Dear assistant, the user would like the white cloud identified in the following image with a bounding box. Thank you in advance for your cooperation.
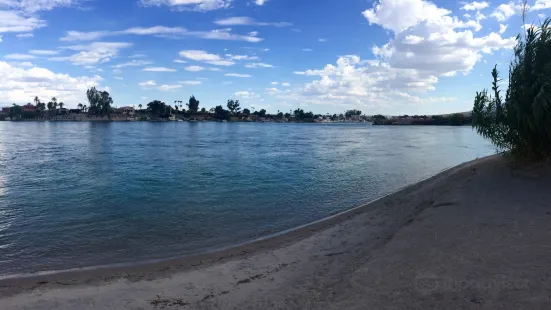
[16,61,34,67]
[0,10,46,33]
[0,0,81,13]
[114,76,124,80]
[185,65,205,71]
[235,91,258,99]
[403,35,424,44]
[490,3,517,21]
[179,50,236,66]
[196,28,263,42]
[318,38,327,42]
[4,53,35,60]
[208,67,222,71]
[158,84,182,91]
[531,0,551,11]
[461,1,489,11]
[0,61,103,106]
[179,80,202,85]
[50,42,132,65]
[128,53,146,58]
[174,59,188,63]
[179,50,221,61]
[302,48,313,52]
[112,60,152,68]
[271,81,278,85]
[265,87,279,94]
[29,49,59,55]
[499,23,507,34]
[255,0,267,5]
[225,73,252,77]
[142,67,176,72]
[139,80,157,87]
[249,31,259,37]
[214,16,292,27]
[245,62,273,68]
[281,82,290,87]
[60,26,262,43]
[226,54,259,60]
[285,0,518,109]
[362,0,451,33]
[139,0,231,11]
[16,33,34,38]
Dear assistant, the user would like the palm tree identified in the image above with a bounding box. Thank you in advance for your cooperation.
[59,102,64,113]
[78,103,83,111]
[138,103,142,110]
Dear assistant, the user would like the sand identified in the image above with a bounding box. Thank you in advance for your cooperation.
[1,155,551,309]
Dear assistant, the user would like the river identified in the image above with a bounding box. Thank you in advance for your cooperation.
[0,122,494,276]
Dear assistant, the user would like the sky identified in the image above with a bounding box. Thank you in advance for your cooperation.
[0,0,550,115]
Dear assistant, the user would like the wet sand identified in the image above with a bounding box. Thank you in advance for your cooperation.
[2,155,551,309]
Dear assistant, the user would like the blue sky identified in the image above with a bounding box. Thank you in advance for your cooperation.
[1,0,550,115]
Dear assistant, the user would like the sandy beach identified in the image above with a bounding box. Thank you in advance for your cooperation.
[1,154,551,309]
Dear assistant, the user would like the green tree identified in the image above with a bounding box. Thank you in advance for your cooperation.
[34,97,45,117]
[214,105,230,120]
[227,99,241,115]
[345,109,362,117]
[243,108,251,115]
[449,113,466,126]
[147,100,167,117]
[86,87,113,117]
[9,104,22,120]
[293,108,305,120]
[187,95,200,114]
[472,19,551,159]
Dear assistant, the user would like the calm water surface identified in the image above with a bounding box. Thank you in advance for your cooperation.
[0,122,494,276]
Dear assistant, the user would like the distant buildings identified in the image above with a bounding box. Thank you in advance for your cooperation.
[117,106,135,117]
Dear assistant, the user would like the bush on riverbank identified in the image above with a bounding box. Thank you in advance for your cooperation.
[472,19,551,160]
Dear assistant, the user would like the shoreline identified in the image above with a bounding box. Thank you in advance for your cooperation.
[4,153,551,309]
[0,155,494,297]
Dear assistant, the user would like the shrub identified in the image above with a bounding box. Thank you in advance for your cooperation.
[472,19,551,160]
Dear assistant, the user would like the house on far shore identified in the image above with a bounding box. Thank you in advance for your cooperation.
[69,109,81,114]
[118,106,135,117]
[23,104,37,112]
[1,107,10,115]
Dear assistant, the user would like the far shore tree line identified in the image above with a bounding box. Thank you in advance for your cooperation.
[3,92,473,125]
[1,91,374,123]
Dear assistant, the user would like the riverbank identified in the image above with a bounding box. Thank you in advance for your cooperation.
[2,154,551,309]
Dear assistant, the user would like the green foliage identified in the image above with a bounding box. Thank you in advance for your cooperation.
[345,109,362,117]
[147,100,168,117]
[372,114,386,120]
[9,104,22,119]
[187,96,200,113]
[87,87,113,116]
[472,19,551,160]
[254,109,267,117]
[243,108,251,115]
[214,105,230,120]
[449,113,467,126]
[226,99,241,114]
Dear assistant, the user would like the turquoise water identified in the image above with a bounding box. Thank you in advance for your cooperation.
[0,122,494,276]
